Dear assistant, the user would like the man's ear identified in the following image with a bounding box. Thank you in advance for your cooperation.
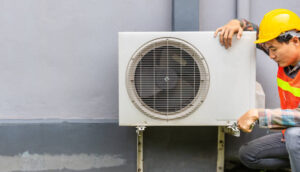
[292,36,300,46]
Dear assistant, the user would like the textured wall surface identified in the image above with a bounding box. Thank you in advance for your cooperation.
[0,123,136,172]
[0,0,172,119]
[0,123,220,172]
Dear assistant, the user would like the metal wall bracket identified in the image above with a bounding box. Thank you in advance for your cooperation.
[136,126,145,172]
[217,123,241,172]
[217,126,225,172]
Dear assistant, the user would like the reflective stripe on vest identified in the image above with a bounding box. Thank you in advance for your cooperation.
[277,78,300,97]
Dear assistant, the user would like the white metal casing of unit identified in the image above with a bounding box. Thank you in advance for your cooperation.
[119,32,256,126]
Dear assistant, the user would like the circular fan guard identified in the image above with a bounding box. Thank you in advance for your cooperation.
[126,37,209,120]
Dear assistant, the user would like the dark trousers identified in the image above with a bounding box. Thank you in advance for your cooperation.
[239,127,300,172]
[239,132,290,170]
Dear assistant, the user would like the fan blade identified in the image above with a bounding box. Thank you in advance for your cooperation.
[168,79,194,107]
[158,47,187,68]
[151,79,195,112]
[135,67,162,98]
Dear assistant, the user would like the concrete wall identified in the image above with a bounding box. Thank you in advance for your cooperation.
[0,0,171,120]
[0,0,176,172]
[0,122,136,172]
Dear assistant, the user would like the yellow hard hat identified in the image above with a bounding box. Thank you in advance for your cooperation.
[255,9,300,44]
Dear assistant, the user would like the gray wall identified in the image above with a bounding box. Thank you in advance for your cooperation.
[0,0,172,120]
[0,0,175,172]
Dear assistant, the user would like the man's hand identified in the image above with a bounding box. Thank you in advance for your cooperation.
[237,109,259,133]
[214,19,243,49]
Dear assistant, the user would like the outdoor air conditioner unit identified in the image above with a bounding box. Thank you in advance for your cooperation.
[119,32,256,126]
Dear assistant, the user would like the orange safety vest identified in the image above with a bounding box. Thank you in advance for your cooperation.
[277,67,300,109]
[277,66,300,138]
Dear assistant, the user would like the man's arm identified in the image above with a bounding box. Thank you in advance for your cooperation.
[239,19,259,33]
[258,108,300,128]
[214,19,258,48]
[215,19,269,54]
[238,108,300,132]
[239,19,269,55]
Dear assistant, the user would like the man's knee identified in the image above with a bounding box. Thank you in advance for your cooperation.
[285,127,300,152]
[239,144,258,169]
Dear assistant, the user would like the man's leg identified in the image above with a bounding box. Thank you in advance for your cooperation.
[239,133,290,169]
[285,127,300,172]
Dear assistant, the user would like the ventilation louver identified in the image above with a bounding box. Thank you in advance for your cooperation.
[126,38,210,120]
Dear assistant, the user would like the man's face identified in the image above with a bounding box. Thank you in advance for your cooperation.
[263,37,300,67]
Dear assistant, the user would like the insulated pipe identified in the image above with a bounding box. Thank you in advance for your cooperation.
[237,0,250,19]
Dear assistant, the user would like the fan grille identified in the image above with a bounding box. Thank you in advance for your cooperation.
[127,38,209,120]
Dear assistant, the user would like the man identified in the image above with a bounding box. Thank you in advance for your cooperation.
[214,9,300,172]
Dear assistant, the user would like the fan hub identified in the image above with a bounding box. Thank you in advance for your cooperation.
[164,76,170,82]
[155,68,178,90]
